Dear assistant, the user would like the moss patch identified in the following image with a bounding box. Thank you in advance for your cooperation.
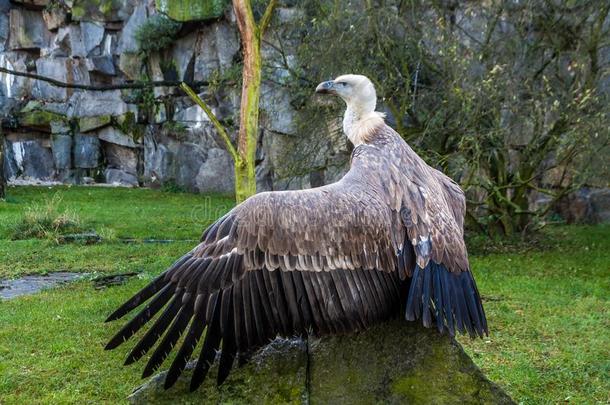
[155,0,228,22]
[79,115,112,133]
[71,0,122,21]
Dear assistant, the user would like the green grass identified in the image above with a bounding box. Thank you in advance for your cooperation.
[0,186,608,404]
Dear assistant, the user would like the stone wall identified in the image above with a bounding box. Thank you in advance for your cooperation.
[0,0,335,193]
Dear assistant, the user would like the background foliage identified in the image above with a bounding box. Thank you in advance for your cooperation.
[269,0,609,236]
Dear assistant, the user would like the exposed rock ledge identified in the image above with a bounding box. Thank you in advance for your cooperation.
[128,319,514,404]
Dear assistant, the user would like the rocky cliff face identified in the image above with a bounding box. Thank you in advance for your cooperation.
[0,0,337,193]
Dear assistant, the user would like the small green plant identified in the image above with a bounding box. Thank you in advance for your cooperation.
[161,121,188,141]
[135,14,182,55]
[160,180,187,193]
[10,194,85,240]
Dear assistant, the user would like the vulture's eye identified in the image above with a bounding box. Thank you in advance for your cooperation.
[337,82,347,87]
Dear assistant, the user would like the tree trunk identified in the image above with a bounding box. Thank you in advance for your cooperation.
[233,0,263,203]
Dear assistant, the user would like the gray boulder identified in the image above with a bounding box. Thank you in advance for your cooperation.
[260,83,297,135]
[175,142,207,191]
[53,25,87,57]
[144,142,173,185]
[69,90,128,117]
[34,58,90,101]
[42,7,67,31]
[86,55,116,75]
[81,21,105,55]
[105,168,138,187]
[3,137,18,181]
[195,148,234,194]
[171,31,197,81]
[97,126,137,148]
[591,189,610,223]
[79,115,111,133]
[0,11,8,53]
[194,21,239,81]
[51,134,72,170]
[70,0,136,22]
[127,320,514,404]
[8,140,54,179]
[73,133,100,168]
[117,52,143,80]
[0,52,32,99]
[8,9,49,50]
[104,143,138,174]
[117,4,147,54]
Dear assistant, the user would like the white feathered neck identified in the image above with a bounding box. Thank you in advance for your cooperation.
[343,108,386,146]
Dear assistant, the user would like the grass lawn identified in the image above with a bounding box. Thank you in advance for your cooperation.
[0,185,608,404]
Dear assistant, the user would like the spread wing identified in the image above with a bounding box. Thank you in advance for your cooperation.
[104,130,487,392]
[377,125,486,338]
[104,155,404,391]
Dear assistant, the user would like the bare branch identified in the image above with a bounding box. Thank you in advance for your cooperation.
[180,82,241,164]
[0,67,209,91]
[258,0,278,37]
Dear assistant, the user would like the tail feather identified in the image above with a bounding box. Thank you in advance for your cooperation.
[405,262,487,338]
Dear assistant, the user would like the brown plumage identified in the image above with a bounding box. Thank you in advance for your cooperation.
[105,74,487,391]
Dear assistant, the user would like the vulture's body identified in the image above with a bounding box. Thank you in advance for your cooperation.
[105,75,487,391]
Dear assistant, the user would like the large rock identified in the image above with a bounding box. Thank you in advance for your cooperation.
[127,320,514,404]
[175,142,207,191]
[193,21,239,81]
[144,140,173,185]
[0,9,8,53]
[591,189,610,223]
[117,4,147,54]
[18,102,68,132]
[69,90,129,117]
[97,126,137,148]
[53,25,87,57]
[73,133,100,168]
[81,21,105,55]
[6,140,54,179]
[556,187,610,224]
[105,168,138,186]
[79,115,111,133]
[8,9,49,50]
[51,134,72,170]
[34,58,90,101]
[86,55,116,75]
[155,0,228,22]
[0,53,31,99]
[260,83,297,135]
[103,142,138,174]
[118,52,143,80]
[170,31,197,81]
[195,148,234,194]
[71,0,136,22]
[42,6,67,31]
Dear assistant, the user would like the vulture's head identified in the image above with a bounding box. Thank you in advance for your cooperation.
[316,74,377,114]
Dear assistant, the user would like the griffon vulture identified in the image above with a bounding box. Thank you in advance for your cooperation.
[105,74,487,391]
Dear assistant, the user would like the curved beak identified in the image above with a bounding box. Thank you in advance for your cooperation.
[315,80,336,94]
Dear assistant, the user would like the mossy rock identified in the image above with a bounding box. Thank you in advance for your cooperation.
[128,338,308,404]
[72,0,122,22]
[155,0,228,22]
[79,115,112,133]
[127,320,514,404]
[18,108,68,131]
